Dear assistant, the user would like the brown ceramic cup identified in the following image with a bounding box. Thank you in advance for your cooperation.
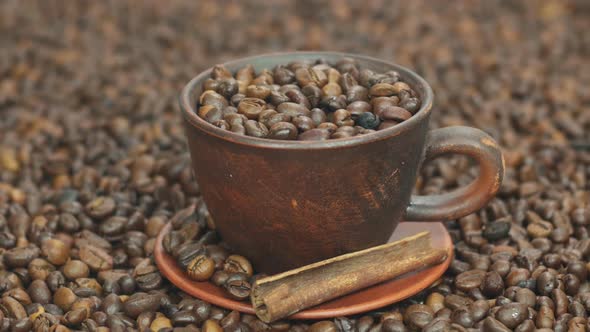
[180,52,504,273]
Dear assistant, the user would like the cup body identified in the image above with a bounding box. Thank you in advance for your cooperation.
[180,52,434,273]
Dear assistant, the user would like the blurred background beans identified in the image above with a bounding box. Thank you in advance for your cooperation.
[0,0,588,330]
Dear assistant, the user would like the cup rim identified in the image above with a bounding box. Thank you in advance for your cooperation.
[180,51,434,150]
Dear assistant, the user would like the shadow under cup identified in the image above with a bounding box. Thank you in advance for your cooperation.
[180,52,503,274]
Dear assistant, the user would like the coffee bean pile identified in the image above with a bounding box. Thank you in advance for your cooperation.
[196,61,421,140]
[1,1,589,331]
[163,206,257,301]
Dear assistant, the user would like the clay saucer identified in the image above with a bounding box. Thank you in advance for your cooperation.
[154,222,453,320]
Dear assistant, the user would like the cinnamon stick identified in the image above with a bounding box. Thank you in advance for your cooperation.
[251,231,447,323]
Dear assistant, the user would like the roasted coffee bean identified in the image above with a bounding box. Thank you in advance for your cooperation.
[41,238,70,266]
[564,273,581,295]
[46,271,66,292]
[470,299,490,322]
[308,321,337,332]
[276,102,311,118]
[567,261,588,281]
[568,317,586,331]
[355,315,374,332]
[85,197,116,220]
[244,120,269,138]
[404,304,434,329]
[356,112,380,129]
[481,271,504,297]
[269,91,290,106]
[569,301,586,318]
[258,109,278,127]
[535,306,555,328]
[63,260,90,280]
[284,88,312,109]
[134,268,162,291]
[490,260,511,277]
[202,319,223,332]
[451,307,473,328]
[123,292,160,318]
[553,288,569,316]
[483,221,511,241]
[268,122,298,140]
[200,90,229,112]
[381,318,407,332]
[79,245,113,271]
[292,115,315,132]
[12,318,32,332]
[331,126,357,139]
[198,105,223,124]
[295,67,328,88]
[75,231,112,251]
[220,310,240,328]
[225,273,251,300]
[175,242,206,268]
[223,255,253,277]
[211,65,232,80]
[0,231,16,249]
[102,278,120,294]
[29,258,56,280]
[554,314,572,332]
[262,113,291,129]
[345,85,369,103]
[205,245,229,269]
[1,296,26,319]
[187,255,215,281]
[376,106,412,122]
[506,268,530,287]
[64,307,88,326]
[28,279,51,304]
[298,128,332,141]
[332,109,354,127]
[100,293,122,315]
[218,78,239,100]
[4,246,40,268]
[73,277,102,297]
[426,292,445,314]
[117,275,136,295]
[514,319,535,332]
[537,271,557,296]
[495,303,528,329]
[273,66,295,85]
[53,287,77,311]
[444,294,473,310]
[455,269,485,292]
[237,98,266,120]
[514,288,536,307]
[245,85,271,100]
[324,95,349,112]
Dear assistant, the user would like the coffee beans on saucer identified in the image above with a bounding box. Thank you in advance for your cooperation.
[163,209,259,300]
[196,60,422,140]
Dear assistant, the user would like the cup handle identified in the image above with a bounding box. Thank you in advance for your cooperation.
[405,126,505,221]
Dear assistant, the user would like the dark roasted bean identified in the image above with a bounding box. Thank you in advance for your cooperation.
[298,128,331,141]
[123,292,160,318]
[224,273,251,300]
[268,122,298,140]
[404,304,434,329]
[79,245,113,271]
[495,303,528,329]
[187,255,215,281]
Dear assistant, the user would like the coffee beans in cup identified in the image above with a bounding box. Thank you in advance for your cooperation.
[196,59,421,140]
